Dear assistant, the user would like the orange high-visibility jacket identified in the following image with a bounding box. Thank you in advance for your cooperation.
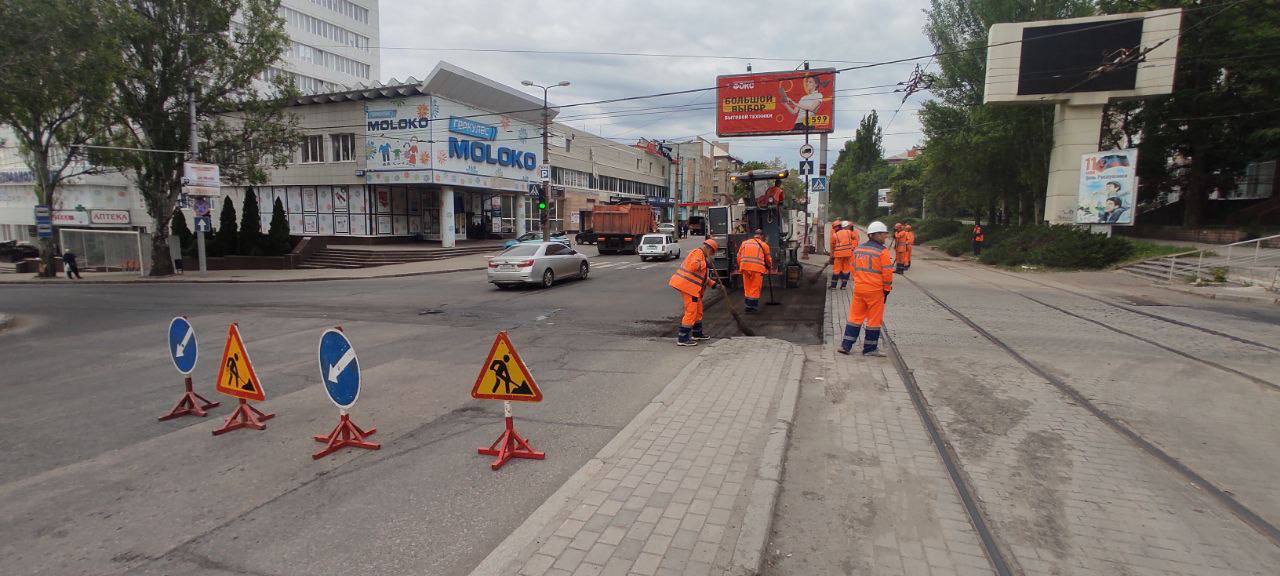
[893,230,909,253]
[973,225,984,243]
[906,230,916,245]
[852,241,894,293]
[828,223,841,251]
[832,229,857,258]
[736,237,772,274]
[670,247,716,297]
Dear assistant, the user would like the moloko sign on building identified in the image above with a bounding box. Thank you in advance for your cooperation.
[365,95,540,192]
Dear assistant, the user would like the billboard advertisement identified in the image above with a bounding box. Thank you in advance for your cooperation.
[1076,149,1137,225]
[877,188,892,208]
[716,69,836,137]
[364,96,541,192]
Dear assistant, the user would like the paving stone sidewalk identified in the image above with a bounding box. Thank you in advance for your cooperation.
[764,287,993,576]
[471,337,803,576]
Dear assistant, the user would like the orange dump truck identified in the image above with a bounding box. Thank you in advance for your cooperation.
[592,202,656,255]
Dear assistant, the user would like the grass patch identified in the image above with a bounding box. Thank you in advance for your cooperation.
[1122,240,1190,264]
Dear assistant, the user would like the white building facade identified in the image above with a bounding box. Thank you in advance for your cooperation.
[239,0,381,94]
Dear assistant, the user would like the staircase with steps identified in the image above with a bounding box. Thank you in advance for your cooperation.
[297,244,501,269]
[1120,255,1203,283]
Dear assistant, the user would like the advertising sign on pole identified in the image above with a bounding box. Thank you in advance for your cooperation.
[1076,149,1138,225]
[182,163,221,196]
[877,188,893,208]
[715,69,836,137]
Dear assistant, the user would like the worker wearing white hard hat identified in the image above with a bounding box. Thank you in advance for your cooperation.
[839,220,894,357]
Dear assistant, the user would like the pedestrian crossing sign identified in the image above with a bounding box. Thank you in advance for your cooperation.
[471,331,542,402]
[215,323,266,402]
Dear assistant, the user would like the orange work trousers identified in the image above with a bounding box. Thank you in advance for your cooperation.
[680,291,705,327]
[832,256,852,277]
[904,245,912,266]
[895,247,909,268]
[742,271,763,299]
[848,289,886,329]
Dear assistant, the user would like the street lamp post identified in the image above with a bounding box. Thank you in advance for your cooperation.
[522,80,570,242]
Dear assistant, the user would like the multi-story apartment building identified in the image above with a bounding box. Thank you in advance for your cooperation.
[238,0,381,94]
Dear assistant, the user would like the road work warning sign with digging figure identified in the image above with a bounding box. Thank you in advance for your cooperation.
[215,323,266,402]
[472,332,542,402]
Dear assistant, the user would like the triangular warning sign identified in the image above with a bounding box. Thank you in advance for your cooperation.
[215,323,266,402]
[471,332,542,402]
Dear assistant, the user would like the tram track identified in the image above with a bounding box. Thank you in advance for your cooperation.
[977,265,1279,353]
[889,270,1280,549]
[933,262,1279,392]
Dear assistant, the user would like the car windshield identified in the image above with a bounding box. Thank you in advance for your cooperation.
[518,233,538,241]
[501,244,540,257]
[641,236,664,245]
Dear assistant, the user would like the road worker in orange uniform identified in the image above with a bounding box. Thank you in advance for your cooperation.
[903,224,915,271]
[736,229,773,313]
[839,221,894,357]
[893,223,908,274]
[669,238,719,346]
[828,219,842,254]
[972,221,985,255]
[829,221,857,289]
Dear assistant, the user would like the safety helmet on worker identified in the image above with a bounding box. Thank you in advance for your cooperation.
[842,220,851,228]
[702,238,719,252]
[867,221,888,234]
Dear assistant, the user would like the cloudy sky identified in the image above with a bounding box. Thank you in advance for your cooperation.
[377,0,934,164]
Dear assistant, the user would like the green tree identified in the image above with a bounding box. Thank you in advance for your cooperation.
[216,196,238,256]
[919,0,1092,224]
[0,0,120,276]
[1098,0,1280,225]
[238,187,262,255]
[830,112,891,221]
[267,197,291,255]
[170,208,194,256]
[102,0,301,275]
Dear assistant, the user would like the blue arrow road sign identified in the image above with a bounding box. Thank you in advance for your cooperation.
[168,317,198,374]
[318,328,361,409]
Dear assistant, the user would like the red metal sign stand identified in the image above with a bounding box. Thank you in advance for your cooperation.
[478,401,544,470]
[313,411,380,459]
[212,398,274,435]
[158,376,220,421]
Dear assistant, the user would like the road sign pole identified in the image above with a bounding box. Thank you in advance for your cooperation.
[478,400,544,471]
[196,230,207,274]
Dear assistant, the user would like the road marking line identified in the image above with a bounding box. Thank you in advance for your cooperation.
[639,264,658,270]
[594,262,618,268]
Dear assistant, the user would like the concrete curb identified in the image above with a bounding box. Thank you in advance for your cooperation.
[0,266,486,286]
[1160,284,1280,306]
[466,350,709,576]
[730,345,805,576]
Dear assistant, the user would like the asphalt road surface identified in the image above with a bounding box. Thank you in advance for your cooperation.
[0,237,722,576]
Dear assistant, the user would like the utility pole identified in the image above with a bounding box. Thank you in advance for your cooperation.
[522,80,570,243]
[188,81,207,274]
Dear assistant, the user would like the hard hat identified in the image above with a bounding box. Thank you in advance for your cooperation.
[867,221,888,234]
[842,220,851,228]
[894,222,903,229]
[703,238,719,252]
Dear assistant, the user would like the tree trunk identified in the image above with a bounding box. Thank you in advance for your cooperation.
[1183,156,1205,227]
[144,176,178,276]
[32,149,57,278]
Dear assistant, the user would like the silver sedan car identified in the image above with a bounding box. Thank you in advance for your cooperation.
[487,242,590,289]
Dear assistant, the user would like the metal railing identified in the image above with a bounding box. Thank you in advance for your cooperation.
[1171,233,1280,291]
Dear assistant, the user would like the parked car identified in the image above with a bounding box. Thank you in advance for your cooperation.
[657,222,676,235]
[0,240,40,263]
[488,242,590,289]
[638,234,681,261]
[502,231,571,250]
[574,228,596,245]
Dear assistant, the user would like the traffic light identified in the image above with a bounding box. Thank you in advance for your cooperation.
[536,184,548,211]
